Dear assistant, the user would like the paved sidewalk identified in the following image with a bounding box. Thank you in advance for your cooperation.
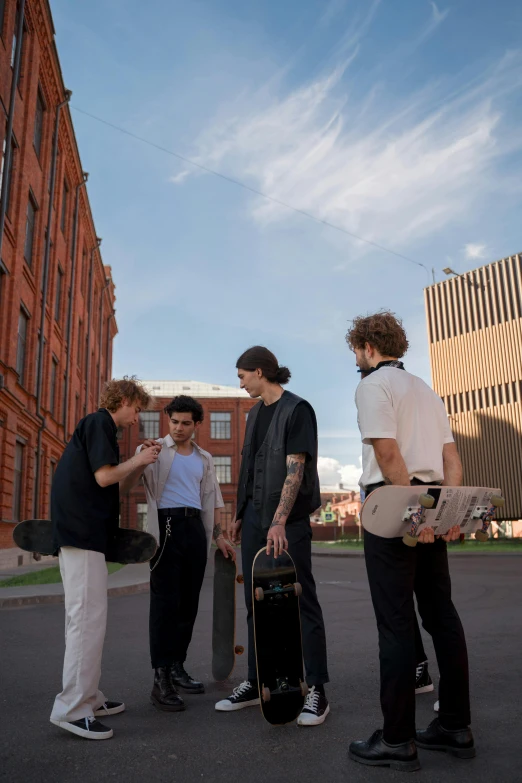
[0,562,150,608]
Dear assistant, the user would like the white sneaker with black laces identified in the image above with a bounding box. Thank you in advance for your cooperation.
[50,716,113,740]
[215,680,260,711]
[94,700,125,717]
[415,661,434,694]
[297,686,330,726]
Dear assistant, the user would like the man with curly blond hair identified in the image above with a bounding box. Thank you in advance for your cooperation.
[50,378,160,741]
[346,312,473,771]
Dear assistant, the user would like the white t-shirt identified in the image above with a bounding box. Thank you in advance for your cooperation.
[158,448,204,510]
[355,367,454,489]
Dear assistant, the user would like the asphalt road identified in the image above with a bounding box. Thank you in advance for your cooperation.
[1,555,521,783]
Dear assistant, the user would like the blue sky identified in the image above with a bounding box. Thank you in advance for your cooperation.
[52,0,522,487]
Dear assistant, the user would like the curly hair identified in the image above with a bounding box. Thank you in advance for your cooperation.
[99,376,152,412]
[345,311,409,358]
[164,395,204,424]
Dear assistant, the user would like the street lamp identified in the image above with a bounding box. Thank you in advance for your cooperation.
[443,267,459,277]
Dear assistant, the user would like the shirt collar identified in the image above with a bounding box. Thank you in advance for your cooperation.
[98,408,118,434]
[164,433,204,455]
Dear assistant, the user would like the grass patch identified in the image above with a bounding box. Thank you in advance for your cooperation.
[0,562,124,588]
[313,538,522,553]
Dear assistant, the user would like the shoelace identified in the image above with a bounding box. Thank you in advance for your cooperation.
[416,662,426,680]
[304,686,320,712]
[232,680,253,698]
[84,717,96,729]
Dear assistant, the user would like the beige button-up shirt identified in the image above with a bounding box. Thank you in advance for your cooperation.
[136,434,224,556]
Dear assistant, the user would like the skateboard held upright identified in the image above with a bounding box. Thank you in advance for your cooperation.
[212,548,244,681]
[252,547,307,725]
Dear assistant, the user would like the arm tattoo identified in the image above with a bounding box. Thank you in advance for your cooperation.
[270,454,306,528]
[212,522,223,541]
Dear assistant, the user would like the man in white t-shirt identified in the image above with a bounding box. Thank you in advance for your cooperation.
[136,396,235,713]
[346,312,474,772]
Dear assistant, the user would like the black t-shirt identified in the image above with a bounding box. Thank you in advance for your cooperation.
[52,408,120,555]
[246,400,316,523]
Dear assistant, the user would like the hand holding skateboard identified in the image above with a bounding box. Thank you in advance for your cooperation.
[266,523,288,558]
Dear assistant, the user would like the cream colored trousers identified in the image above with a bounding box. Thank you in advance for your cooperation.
[50,547,108,722]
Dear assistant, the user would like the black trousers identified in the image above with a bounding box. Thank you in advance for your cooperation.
[241,500,329,686]
[149,511,207,669]
[364,529,471,742]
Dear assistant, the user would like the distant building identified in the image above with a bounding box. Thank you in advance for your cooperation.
[118,381,257,531]
[312,490,361,524]
[424,252,522,536]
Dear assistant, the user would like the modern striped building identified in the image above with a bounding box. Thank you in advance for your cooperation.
[424,252,522,531]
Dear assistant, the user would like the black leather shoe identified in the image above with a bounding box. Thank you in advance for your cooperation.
[150,667,186,712]
[170,662,205,694]
[416,718,475,759]
[349,730,421,772]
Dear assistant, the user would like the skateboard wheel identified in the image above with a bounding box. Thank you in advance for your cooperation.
[235,645,244,655]
[491,495,505,508]
[300,681,308,697]
[262,686,271,703]
[236,573,244,584]
[419,493,435,509]
[475,529,489,542]
[293,582,302,597]
[402,533,418,547]
[254,587,264,601]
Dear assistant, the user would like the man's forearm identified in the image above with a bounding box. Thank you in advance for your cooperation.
[95,454,143,488]
[372,439,410,485]
[442,457,463,486]
[119,465,144,495]
[271,454,306,527]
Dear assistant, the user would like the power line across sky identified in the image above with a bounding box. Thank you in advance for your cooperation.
[71,105,430,278]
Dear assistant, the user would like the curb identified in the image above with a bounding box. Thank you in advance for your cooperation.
[311,548,522,558]
[0,578,150,610]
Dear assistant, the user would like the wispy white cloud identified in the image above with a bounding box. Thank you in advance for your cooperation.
[318,456,362,489]
[171,20,522,267]
[463,242,488,260]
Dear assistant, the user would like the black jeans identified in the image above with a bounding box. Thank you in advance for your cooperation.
[241,500,329,687]
[364,527,470,743]
[149,511,207,669]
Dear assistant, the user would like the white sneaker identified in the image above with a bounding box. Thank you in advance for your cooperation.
[50,716,113,740]
[434,700,439,712]
[297,686,330,726]
[215,680,260,711]
[94,700,125,717]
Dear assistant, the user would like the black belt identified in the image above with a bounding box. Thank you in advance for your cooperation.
[158,507,201,518]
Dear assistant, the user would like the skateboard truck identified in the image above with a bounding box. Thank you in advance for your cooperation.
[402,494,435,547]
[261,679,308,703]
[473,495,505,542]
[254,582,302,602]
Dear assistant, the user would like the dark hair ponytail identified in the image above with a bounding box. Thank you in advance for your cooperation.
[236,346,291,386]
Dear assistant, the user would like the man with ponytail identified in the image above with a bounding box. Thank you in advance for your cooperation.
[215,347,330,726]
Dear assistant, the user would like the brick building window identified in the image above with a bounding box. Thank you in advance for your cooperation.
[16,308,28,385]
[221,501,233,528]
[50,357,58,417]
[33,89,44,159]
[60,179,68,234]
[75,392,80,427]
[55,266,63,322]
[0,1,6,37]
[0,134,16,216]
[214,456,232,484]
[81,246,87,296]
[13,441,24,522]
[139,411,160,439]
[211,411,231,439]
[24,194,37,267]
[137,503,147,531]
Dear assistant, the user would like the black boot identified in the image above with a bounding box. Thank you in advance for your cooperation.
[416,718,475,758]
[151,667,185,712]
[170,661,205,693]
[349,730,421,772]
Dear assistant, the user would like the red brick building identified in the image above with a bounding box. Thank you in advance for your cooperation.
[0,0,117,557]
[119,381,257,531]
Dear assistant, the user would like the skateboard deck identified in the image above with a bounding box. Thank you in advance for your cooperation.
[212,549,244,681]
[252,548,307,725]
[361,486,504,546]
[13,519,158,564]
